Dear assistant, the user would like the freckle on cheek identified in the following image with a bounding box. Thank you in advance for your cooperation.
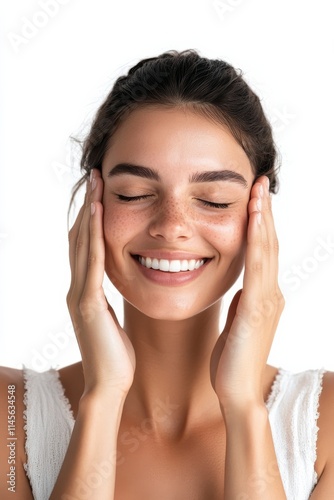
[104,213,123,241]
[207,216,244,247]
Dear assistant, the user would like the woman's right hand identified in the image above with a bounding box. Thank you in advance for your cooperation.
[67,168,136,397]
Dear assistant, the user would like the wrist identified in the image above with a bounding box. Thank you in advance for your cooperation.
[220,399,268,425]
[80,385,128,410]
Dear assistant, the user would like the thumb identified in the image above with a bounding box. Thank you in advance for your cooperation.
[222,289,242,335]
[210,289,242,390]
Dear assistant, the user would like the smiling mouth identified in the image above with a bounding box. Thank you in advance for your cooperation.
[133,255,210,273]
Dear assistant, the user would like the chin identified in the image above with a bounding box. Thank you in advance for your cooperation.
[121,286,225,323]
[106,254,244,321]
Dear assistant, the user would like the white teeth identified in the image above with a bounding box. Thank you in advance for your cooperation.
[146,257,152,268]
[152,258,159,270]
[188,259,196,271]
[180,260,189,271]
[169,260,181,273]
[159,259,170,272]
[138,256,206,273]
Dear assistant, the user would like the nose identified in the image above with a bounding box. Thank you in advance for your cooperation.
[148,199,193,242]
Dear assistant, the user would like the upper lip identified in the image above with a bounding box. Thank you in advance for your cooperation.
[131,250,212,260]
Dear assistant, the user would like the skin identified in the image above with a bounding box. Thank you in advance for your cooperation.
[1,105,334,498]
[102,106,251,322]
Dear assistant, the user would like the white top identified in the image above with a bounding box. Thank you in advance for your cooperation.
[22,366,325,500]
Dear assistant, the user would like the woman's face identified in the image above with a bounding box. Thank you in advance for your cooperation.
[101,106,255,320]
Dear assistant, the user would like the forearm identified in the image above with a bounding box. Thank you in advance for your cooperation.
[223,403,286,499]
[50,389,126,500]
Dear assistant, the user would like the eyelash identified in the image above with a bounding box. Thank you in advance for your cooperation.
[117,194,152,202]
[198,199,230,209]
[116,194,230,209]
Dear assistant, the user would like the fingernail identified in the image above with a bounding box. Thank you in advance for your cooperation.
[90,170,97,191]
[259,184,264,198]
[265,177,270,192]
[256,198,262,211]
[257,212,262,225]
[91,202,95,215]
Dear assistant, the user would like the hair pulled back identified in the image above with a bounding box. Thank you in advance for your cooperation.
[72,49,280,202]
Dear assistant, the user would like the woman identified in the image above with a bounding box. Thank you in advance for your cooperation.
[0,50,333,499]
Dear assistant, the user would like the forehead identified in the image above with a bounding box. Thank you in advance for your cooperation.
[102,106,253,180]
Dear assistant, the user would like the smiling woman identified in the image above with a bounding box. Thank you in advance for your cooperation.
[1,49,334,500]
[100,106,254,319]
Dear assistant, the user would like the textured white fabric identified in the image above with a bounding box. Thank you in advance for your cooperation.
[266,368,325,499]
[22,367,325,500]
[23,367,75,500]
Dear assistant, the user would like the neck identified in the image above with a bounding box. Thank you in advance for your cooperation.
[122,300,223,439]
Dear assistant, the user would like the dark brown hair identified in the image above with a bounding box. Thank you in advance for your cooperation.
[71,49,280,205]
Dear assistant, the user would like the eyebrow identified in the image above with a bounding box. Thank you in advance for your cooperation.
[189,170,247,187]
[108,163,160,181]
[107,163,248,188]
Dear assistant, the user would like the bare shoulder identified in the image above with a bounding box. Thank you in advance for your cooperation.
[0,366,33,498]
[0,362,82,498]
[317,371,334,461]
[311,371,334,496]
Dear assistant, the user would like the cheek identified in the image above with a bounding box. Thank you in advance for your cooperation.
[206,213,248,296]
[103,203,139,246]
[201,212,248,254]
[103,204,141,290]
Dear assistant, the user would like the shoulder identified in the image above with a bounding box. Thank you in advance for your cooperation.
[318,370,334,416]
[307,370,334,497]
[0,364,24,387]
[0,366,26,437]
[0,362,82,498]
[57,361,84,420]
[0,366,34,498]
[0,367,25,422]
[315,371,334,476]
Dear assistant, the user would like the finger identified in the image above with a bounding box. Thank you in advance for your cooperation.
[74,171,106,321]
[70,170,103,304]
[254,177,280,305]
[261,179,280,285]
[68,183,89,300]
[245,176,283,331]
[70,178,93,302]
[258,177,271,291]
[68,192,87,277]
[80,197,106,318]
[242,178,266,308]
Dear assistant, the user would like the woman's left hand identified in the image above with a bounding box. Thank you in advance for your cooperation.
[210,175,285,410]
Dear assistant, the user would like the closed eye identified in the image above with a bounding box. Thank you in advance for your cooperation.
[197,199,231,209]
[116,194,230,209]
[116,194,153,202]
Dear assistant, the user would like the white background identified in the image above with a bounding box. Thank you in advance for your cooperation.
[1,0,333,373]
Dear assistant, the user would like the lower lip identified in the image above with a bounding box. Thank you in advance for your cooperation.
[132,257,211,286]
